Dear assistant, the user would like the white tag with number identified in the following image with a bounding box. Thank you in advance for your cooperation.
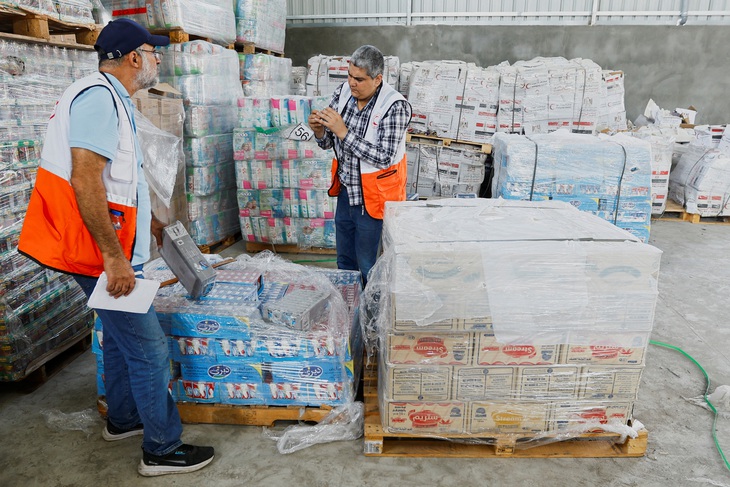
[284,123,315,141]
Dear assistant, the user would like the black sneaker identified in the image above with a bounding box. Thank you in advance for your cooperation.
[138,444,215,477]
[102,420,144,442]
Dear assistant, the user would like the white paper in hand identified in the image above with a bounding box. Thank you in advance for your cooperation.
[87,272,160,314]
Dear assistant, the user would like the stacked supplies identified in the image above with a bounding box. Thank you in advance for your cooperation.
[405,143,488,198]
[110,0,235,45]
[92,254,364,407]
[0,40,96,380]
[366,199,660,440]
[305,54,400,97]
[159,41,243,245]
[233,124,336,249]
[235,0,287,53]
[491,132,653,242]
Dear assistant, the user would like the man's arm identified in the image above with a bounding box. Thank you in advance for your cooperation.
[70,147,136,298]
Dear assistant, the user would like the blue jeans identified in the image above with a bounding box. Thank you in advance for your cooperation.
[335,184,383,286]
[75,268,182,456]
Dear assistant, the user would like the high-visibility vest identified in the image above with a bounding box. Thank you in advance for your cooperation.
[327,80,410,220]
[18,72,139,277]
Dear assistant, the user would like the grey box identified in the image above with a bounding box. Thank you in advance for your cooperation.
[159,221,216,299]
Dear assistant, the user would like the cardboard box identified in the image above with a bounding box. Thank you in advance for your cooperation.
[579,365,643,400]
[475,333,561,366]
[385,332,473,366]
[563,332,649,365]
[468,401,551,435]
[453,366,516,401]
[384,401,466,434]
[552,401,633,433]
[383,364,452,401]
[515,365,580,401]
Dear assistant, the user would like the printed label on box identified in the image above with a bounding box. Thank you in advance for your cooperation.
[386,365,452,401]
[515,366,580,400]
[386,332,473,365]
[476,333,560,366]
[563,333,648,365]
[579,366,643,400]
[468,401,551,435]
[385,401,466,434]
[453,366,516,400]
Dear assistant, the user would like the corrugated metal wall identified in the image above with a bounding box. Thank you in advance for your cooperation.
[287,0,730,26]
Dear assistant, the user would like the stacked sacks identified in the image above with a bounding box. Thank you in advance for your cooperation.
[491,132,653,242]
[305,54,400,97]
[669,138,730,217]
[159,41,243,245]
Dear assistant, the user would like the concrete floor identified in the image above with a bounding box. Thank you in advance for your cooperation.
[1,220,730,487]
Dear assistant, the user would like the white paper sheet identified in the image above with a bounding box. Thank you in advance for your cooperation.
[87,272,160,313]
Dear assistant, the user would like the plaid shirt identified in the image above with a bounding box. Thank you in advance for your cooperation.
[316,83,411,206]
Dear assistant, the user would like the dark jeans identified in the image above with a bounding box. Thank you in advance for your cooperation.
[75,267,183,456]
[335,184,383,287]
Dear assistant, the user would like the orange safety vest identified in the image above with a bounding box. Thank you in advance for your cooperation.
[327,81,410,220]
[18,73,139,277]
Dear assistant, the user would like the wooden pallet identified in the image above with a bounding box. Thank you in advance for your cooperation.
[362,371,647,458]
[97,397,332,426]
[236,42,284,57]
[3,330,92,392]
[406,133,492,154]
[177,402,332,426]
[149,28,234,48]
[0,4,99,47]
[654,200,730,225]
[198,233,240,254]
[245,242,336,255]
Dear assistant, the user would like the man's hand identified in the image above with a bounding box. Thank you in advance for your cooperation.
[315,107,348,140]
[308,110,325,139]
[104,255,136,298]
[151,214,166,249]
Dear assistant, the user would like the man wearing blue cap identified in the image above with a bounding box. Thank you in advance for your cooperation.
[19,18,214,476]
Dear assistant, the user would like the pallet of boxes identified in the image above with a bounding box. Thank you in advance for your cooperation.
[363,198,656,457]
[96,250,364,425]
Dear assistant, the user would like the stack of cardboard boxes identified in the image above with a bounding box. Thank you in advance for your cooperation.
[375,199,660,437]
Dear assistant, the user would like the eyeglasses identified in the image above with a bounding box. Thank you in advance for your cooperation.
[137,48,163,61]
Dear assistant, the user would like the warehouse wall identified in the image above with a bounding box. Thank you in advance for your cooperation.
[285,25,730,125]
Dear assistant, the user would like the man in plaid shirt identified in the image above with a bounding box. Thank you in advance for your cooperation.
[309,45,411,286]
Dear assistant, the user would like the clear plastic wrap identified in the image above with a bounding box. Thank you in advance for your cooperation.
[630,127,675,214]
[405,143,487,198]
[0,39,95,381]
[290,66,307,96]
[185,161,235,196]
[8,0,95,24]
[668,143,730,217]
[159,42,242,107]
[240,54,292,98]
[187,207,240,245]
[232,125,337,248]
[136,109,183,208]
[135,252,364,408]
[262,402,364,454]
[111,0,235,45]
[491,131,653,242]
[363,198,658,445]
[184,105,238,137]
[235,0,286,52]
[183,134,233,167]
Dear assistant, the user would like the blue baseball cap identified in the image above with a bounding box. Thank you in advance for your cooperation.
[94,18,170,60]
